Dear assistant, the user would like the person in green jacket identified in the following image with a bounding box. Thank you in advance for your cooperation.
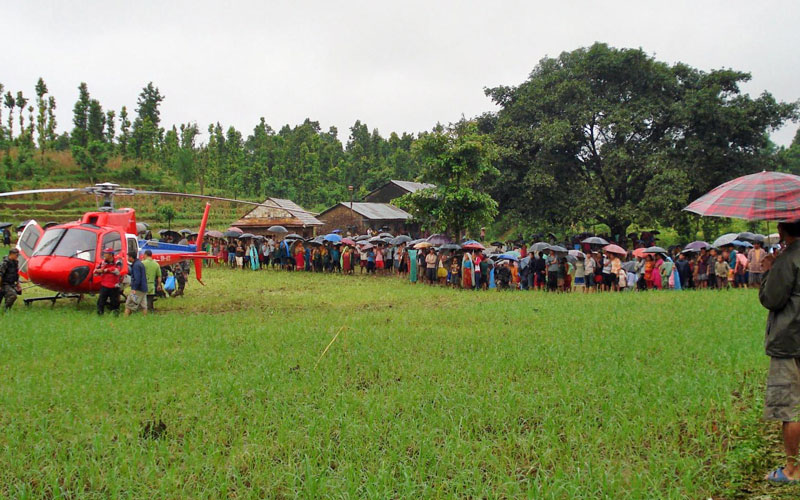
[142,250,162,312]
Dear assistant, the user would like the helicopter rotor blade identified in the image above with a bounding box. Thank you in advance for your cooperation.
[0,188,85,198]
[131,190,319,215]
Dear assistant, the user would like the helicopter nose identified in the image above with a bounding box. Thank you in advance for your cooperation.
[28,256,94,292]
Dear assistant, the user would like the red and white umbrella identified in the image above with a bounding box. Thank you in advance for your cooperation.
[603,244,626,256]
[684,171,800,221]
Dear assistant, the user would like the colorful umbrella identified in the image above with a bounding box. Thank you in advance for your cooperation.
[497,253,519,262]
[341,237,356,246]
[632,247,651,258]
[603,244,626,255]
[461,242,485,251]
[685,171,800,221]
[225,226,244,234]
[414,241,433,249]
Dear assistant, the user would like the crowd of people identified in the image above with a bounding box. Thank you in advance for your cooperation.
[193,229,777,293]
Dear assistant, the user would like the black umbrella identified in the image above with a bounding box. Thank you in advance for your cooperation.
[549,245,568,253]
[284,233,303,240]
[427,234,452,245]
[644,246,668,254]
[439,243,462,251]
[0,222,12,230]
[737,231,758,242]
[267,225,288,234]
[355,235,371,241]
[178,228,193,235]
[238,232,256,239]
[530,242,551,253]
[223,230,242,238]
[16,220,33,232]
[159,230,182,240]
[378,232,394,239]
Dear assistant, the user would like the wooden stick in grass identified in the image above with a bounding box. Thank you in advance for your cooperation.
[314,326,347,369]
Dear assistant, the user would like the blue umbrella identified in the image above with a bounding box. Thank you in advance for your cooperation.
[331,229,342,233]
[498,253,519,262]
[324,233,342,243]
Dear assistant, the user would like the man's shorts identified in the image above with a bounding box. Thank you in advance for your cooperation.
[125,290,148,312]
[765,357,800,421]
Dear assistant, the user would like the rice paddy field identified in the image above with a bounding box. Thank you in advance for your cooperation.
[0,267,795,498]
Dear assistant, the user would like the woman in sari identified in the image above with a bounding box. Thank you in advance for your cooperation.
[248,241,259,271]
[643,254,655,289]
[652,254,664,289]
[408,249,418,283]
[461,251,473,289]
[342,247,352,274]
[294,243,305,271]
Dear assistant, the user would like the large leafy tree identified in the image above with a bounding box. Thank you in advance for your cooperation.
[396,121,499,239]
[483,43,798,241]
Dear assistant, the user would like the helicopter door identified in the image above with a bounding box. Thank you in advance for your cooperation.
[16,220,43,280]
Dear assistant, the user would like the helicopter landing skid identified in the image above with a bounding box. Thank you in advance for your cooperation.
[24,293,83,307]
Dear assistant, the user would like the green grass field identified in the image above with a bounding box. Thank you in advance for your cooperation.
[0,268,794,498]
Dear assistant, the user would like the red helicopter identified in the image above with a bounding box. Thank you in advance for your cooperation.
[1,183,303,305]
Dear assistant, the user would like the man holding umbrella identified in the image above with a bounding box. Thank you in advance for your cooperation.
[760,221,800,483]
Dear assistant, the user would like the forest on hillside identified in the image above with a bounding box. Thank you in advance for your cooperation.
[2,43,800,241]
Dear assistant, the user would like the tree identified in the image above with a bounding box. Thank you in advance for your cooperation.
[118,106,131,156]
[72,140,108,183]
[71,83,90,148]
[3,92,14,142]
[46,96,57,145]
[15,91,27,138]
[156,204,177,230]
[484,43,799,240]
[35,78,48,157]
[105,110,116,145]
[395,121,499,239]
[87,99,105,142]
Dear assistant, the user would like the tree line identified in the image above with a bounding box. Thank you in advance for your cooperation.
[1,42,799,241]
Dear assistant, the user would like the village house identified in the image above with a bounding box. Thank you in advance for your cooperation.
[231,198,323,238]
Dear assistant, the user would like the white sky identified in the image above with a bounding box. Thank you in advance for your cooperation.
[3,0,799,145]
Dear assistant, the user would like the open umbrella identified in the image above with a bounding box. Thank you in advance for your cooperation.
[341,237,356,246]
[461,241,485,251]
[684,241,711,252]
[685,171,800,221]
[737,231,758,242]
[732,240,753,248]
[206,230,224,238]
[491,241,504,247]
[569,249,586,260]
[530,242,551,253]
[765,233,780,246]
[377,232,394,239]
[497,253,519,262]
[226,226,244,234]
[223,230,241,238]
[632,248,651,258]
[439,243,461,251]
[355,235,371,241]
[324,233,342,243]
[414,241,433,249]
[427,234,452,245]
[360,242,374,250]
[712,233,738,248]
[581,236,609,245]
[238,232,256,239]
[135,222,149,234]
[549,245,568,253]
[331,229,342,233]
[391,235,412,245]
[622,261,638,273]
[644,246,668,254]
[16,220,33,232]
[284,233,303,240]
[178,228,193,235]
[603,244,626,256]
[267,225,288,234]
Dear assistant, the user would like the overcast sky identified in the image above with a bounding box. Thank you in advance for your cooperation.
[4,0,799,146]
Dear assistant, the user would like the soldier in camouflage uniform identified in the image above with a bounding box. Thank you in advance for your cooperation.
[0,248,22,310]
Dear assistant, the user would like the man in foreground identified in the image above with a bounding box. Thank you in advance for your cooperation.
[124,251,148,317]
[94,248,121,315]
[0,248,21,310]
[760,221,800,484]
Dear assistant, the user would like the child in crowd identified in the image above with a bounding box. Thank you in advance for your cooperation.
[715,254,730,289]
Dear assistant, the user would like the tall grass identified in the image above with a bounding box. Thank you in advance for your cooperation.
[0,268,792,498]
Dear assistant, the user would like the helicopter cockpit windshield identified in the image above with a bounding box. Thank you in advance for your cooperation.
[33,228,97,262]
